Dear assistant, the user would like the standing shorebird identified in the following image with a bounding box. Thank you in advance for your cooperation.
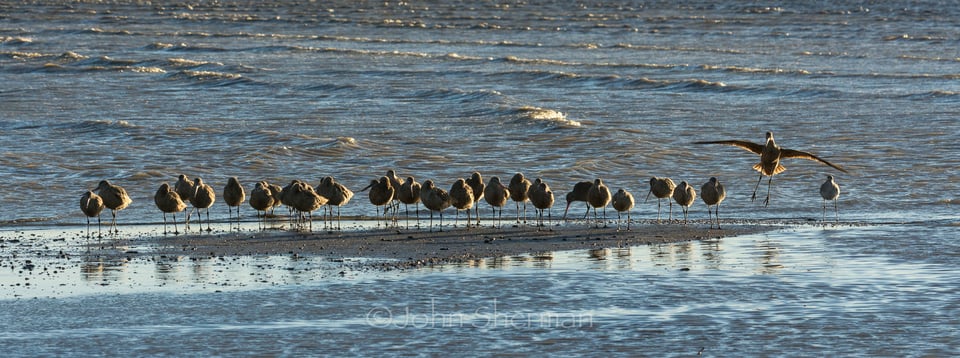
[420,179,452,232]
[155,182,187,234]
[95,180,132,234]
[360,176,395,225]
[290,182,327,231]
[174,174,195,203]
[508,173,532,224]
[465,172,485,226]
[449,178,475,228]
[483,176,510,228]
[190,177,216,232]
[528,181,555,230]
[267,182,284,216]
[79,190,105,238]
[396,176,422,225]
[820,174,841,223]
[587,178,612,228]
[700,177,727,229]
[385,169,404,219]
[223,177,245,226]
[694,131,848,206]
[645,177,676,223]
[561,181,593,221]
[672,181,697,225]
[316,176,354,230]
[249,181,275,228]
[612,188,635,231]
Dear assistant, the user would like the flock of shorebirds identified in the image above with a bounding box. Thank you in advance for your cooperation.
[78,131,847,237]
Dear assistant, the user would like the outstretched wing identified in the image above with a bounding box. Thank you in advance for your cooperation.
[781,148,849,173]
[693,140,764,155]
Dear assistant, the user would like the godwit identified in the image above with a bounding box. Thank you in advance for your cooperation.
[190,177,216,232]
[561,181,593,221]
[508,173,532,224]
[316,176,354,229]
[290,181,327,231]
[279,180,304,219]
[79,190,105,238]
[385,169,404,219]
[267,182,284,215]
[612,188,635,231]
[249,181,275,228]
[397,176,422,225]
[645,177,676,223]
[700,177,726,229]
[483,176,510,228]
[420,179,452,232]
[820,174,840,223]
[587,178,611,228]
[360,176,395,225]
[95,180,132,234]
[449,178,475,228]
[223,177,245,226]
[154,182,187,234]
[465,172,485,226]
[529,181,555,230]
[694,131,848,206]
[672,181,696,224]
[174,174,195,202]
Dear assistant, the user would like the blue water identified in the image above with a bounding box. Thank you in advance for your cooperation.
[1,1,958,355]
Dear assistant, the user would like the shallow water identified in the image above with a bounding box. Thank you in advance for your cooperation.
[1,224,957,356]
[1,0,958,355]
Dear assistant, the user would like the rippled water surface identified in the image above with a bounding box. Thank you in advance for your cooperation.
[1,0,958,355]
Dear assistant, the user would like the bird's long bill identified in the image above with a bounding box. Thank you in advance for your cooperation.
[644,190,652,203]
[359,183,374,192]
[561,202,571,220]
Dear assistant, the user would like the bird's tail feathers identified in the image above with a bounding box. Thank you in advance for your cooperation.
[753,163,786,175]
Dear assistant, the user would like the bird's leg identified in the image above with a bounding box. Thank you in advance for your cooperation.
[603,207,608,228]
[718,204,723,229]
[206,208,212,232]
[593,208,600,227]
[764,176,772,207]
[657,199,662,223]
[752,173,763,202]
[467,208,472,229]
[626,211,631,231]
[822,199,827,222]
[834,199,839,223]
[515,202,521,224]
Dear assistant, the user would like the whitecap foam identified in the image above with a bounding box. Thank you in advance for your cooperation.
[517,106,581,128]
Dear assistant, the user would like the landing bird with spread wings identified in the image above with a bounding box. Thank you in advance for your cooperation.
[694,131,848,206]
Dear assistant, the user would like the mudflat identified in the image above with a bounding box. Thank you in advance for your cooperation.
[112,221,777,268]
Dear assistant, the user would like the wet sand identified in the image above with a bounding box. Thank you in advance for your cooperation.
[0,219,787,298]
[97,220,777,269]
